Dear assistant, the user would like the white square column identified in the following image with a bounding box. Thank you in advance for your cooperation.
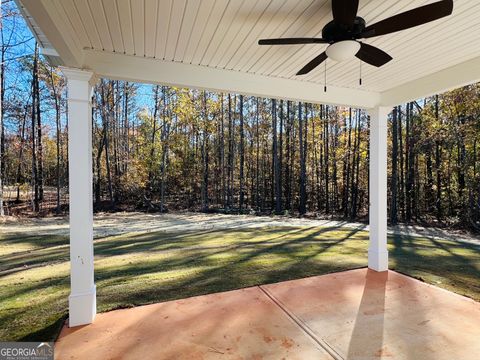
[367,106,391,272]
[61,67,97,326]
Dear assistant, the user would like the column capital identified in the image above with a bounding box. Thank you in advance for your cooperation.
[60,67,94,81]
[61,67,98,102]
[367,106,393,119]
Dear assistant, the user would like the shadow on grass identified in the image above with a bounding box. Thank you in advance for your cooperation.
[390,233,480,299]
[1,225,478,344]
[0,234,68,248]
[20,315,67,342]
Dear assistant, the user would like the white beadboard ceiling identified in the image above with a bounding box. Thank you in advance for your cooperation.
[16,0,480,106]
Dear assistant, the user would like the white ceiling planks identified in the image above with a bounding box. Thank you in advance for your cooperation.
[16,0,480,107]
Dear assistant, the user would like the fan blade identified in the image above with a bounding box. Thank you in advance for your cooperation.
[297,52,328,75]
[355,43,392,67]
[332,0,359,27]
[361,0,453,38]
[258,38,327,45]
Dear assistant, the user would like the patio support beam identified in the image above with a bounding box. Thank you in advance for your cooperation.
[83,49,381,109]
[61,67,97,326]
[367,106,391,272]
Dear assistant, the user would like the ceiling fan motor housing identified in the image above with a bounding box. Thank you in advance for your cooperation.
[322,17,366,43]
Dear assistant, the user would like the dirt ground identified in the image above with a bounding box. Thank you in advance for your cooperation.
[1,211,479,245]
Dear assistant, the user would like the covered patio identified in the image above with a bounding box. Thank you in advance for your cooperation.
[14,0,480,358]
[55,269,480,359]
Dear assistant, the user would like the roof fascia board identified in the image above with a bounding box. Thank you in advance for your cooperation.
[17,0,83,67]
[380,55,480,106]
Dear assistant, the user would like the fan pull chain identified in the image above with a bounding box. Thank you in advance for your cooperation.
[324,60,327,92]
[359,61,362,86]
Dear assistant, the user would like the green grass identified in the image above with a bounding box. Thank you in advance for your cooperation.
[0,225,479,342]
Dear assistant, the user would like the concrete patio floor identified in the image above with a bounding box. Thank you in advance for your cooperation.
[55,269,480,360]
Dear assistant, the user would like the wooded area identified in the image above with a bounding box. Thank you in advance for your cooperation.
[1,1,480,230]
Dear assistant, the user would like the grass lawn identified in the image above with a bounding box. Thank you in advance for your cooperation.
[0,225,479,342]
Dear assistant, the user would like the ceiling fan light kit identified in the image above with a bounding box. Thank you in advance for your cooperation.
[258,0,454,77]
[325,40,361,62]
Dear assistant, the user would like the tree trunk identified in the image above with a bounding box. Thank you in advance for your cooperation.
[350,110,362,220]
[55,92,62,213]
[272,99,281,214]
[406,102,414,221]
[332,107,338,211]
[285,101,291,210]
[31,44,39,212]
[227,94,234,208]
[435,95,442,220]
[0,11,3,216]
[299,102,306,215]
[343,108,353,217]
[318,105,324,211]
[390,106,398,224]
[159,87,169,212]
[324,106,330,214]
[34,46,44,202]
[219,94,226,208]
[239,95,245,211]
[255,98,260,210]
[313,105,321,212]
[16,105,28,202]
[101,82,114,205]
[202,91,209,211]
[147,85,160,196]
[47,67,63,213]
[279,100,284,210]
[398,105,405,221]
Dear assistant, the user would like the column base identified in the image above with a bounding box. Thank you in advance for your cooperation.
[368,249,389,272]
[69,285,96,327]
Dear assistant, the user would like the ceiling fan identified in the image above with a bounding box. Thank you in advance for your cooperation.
[258,0,454,76]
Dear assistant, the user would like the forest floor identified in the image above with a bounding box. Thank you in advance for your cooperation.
[0,212,479,342]
[2,211,480,245]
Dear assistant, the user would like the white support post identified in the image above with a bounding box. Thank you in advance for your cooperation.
[367,106,391,272]
[61,67,97,327]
